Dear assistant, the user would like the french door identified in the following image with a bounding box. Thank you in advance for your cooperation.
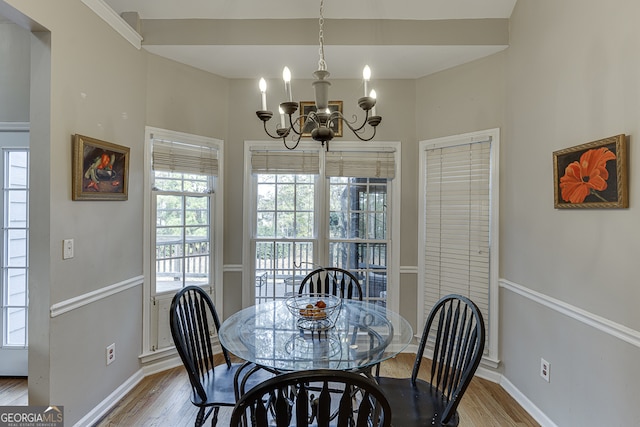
[0,128,29,376]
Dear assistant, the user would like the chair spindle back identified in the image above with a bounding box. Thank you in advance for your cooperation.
[412,294,485,424]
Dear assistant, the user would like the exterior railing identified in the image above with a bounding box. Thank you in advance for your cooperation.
[155,236,210,292]
[254,240,388,305]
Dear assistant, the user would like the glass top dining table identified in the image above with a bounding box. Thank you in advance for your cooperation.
[218,299,413,372]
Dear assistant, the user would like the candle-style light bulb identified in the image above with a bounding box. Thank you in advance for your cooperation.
[259,78,267,110]
[283,66,292,101]
[369,89,377,116]
[363,65,371,97]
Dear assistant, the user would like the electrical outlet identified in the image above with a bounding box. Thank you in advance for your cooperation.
[106,343,116,365]
[63,239,74,259]
[540,358,550,382]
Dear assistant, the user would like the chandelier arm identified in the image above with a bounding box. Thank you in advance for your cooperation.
[330,112,378,142]
[261,120,288,140]
[330,111,369,133]
[282,131,303,150]
[287,114,306,136]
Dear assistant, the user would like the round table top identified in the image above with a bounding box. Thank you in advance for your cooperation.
[219,299,413,372]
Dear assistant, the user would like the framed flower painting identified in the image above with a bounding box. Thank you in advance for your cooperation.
[553,134,628,208]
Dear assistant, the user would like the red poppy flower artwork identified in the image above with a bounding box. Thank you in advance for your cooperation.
[559,147,616,204]
[553,134,628,209]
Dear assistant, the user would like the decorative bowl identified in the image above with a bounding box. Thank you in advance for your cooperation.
[285,294,342,331]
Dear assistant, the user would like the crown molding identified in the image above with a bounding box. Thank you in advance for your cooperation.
[81,0,142,49]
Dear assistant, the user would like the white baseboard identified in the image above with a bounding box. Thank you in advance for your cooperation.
[500,375,558,427]
[73,369,144,427]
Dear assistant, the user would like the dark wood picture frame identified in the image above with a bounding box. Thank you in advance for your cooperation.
[553,134,628,209]
[72,134,130,201]
[299,100,343,137]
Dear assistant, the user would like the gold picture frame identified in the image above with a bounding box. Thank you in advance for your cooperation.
[553,134,628,208]
[299,100,343,137]
[72,134,130,201]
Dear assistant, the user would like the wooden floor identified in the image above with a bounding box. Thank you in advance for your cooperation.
[0,354,540,426]
[94,353,539,427]
[0,376,27,406]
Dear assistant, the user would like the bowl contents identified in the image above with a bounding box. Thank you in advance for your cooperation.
[285,294,342,331]
[299,301,328,319]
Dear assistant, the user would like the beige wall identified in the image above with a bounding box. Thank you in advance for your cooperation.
[2,0,146,424]
[0,20,30,121]
[4,0,640,424]
[501,0,640,425]
[415,51,506,142]
[146,53,230,139]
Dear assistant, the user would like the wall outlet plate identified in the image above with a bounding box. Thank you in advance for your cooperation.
[63,239,74,259]
[106,343,116,365]
[540,358,550,382]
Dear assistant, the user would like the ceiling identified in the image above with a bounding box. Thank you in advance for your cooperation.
[102,0,517,80]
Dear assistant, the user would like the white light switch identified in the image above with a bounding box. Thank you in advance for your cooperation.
[63,239,74,259]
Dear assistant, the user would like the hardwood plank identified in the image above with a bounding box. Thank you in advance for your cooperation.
[0,355,540,426]
[0,377,27,406]
[93,353,540,426]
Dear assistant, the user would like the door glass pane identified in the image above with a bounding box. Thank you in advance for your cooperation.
[6,191,27,226]
[6,269,27,306]
[6,230,27,267]
[6,307,26,346]
[329,177,388,305]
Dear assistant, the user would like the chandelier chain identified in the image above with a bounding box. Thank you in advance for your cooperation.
[254,0,381,149]
[318,0,326,71]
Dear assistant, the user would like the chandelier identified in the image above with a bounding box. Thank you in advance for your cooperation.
[255,0,381,151]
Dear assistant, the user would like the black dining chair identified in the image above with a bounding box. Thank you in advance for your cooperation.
[298,267,363,301]
[170,285,271,427]
[375,294,485,427]
[230,369,392,427]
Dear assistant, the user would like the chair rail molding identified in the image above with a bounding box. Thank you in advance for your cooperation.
[224,264,243,272]
[50,275,144,318]
[500,279,640,349]
[0,122,29,131]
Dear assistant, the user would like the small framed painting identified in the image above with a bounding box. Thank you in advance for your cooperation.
[299,100,343,137]
[72,134,130,201]
[553,134,628,208]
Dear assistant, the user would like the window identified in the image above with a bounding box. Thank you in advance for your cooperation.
[154,173,212,292]
[143,127,224,353]
[251,150,319,303]
[418,129,499,363]
[150,133,220,294]
[245,142,400,308]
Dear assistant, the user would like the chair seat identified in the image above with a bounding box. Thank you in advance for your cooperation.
[192,362,272,407]
[375,377,459,427]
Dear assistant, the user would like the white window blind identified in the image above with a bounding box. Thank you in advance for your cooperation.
[152,137,218,176]
[423,140,491,341]
[325,150,395,178]
[251,150,320,174]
